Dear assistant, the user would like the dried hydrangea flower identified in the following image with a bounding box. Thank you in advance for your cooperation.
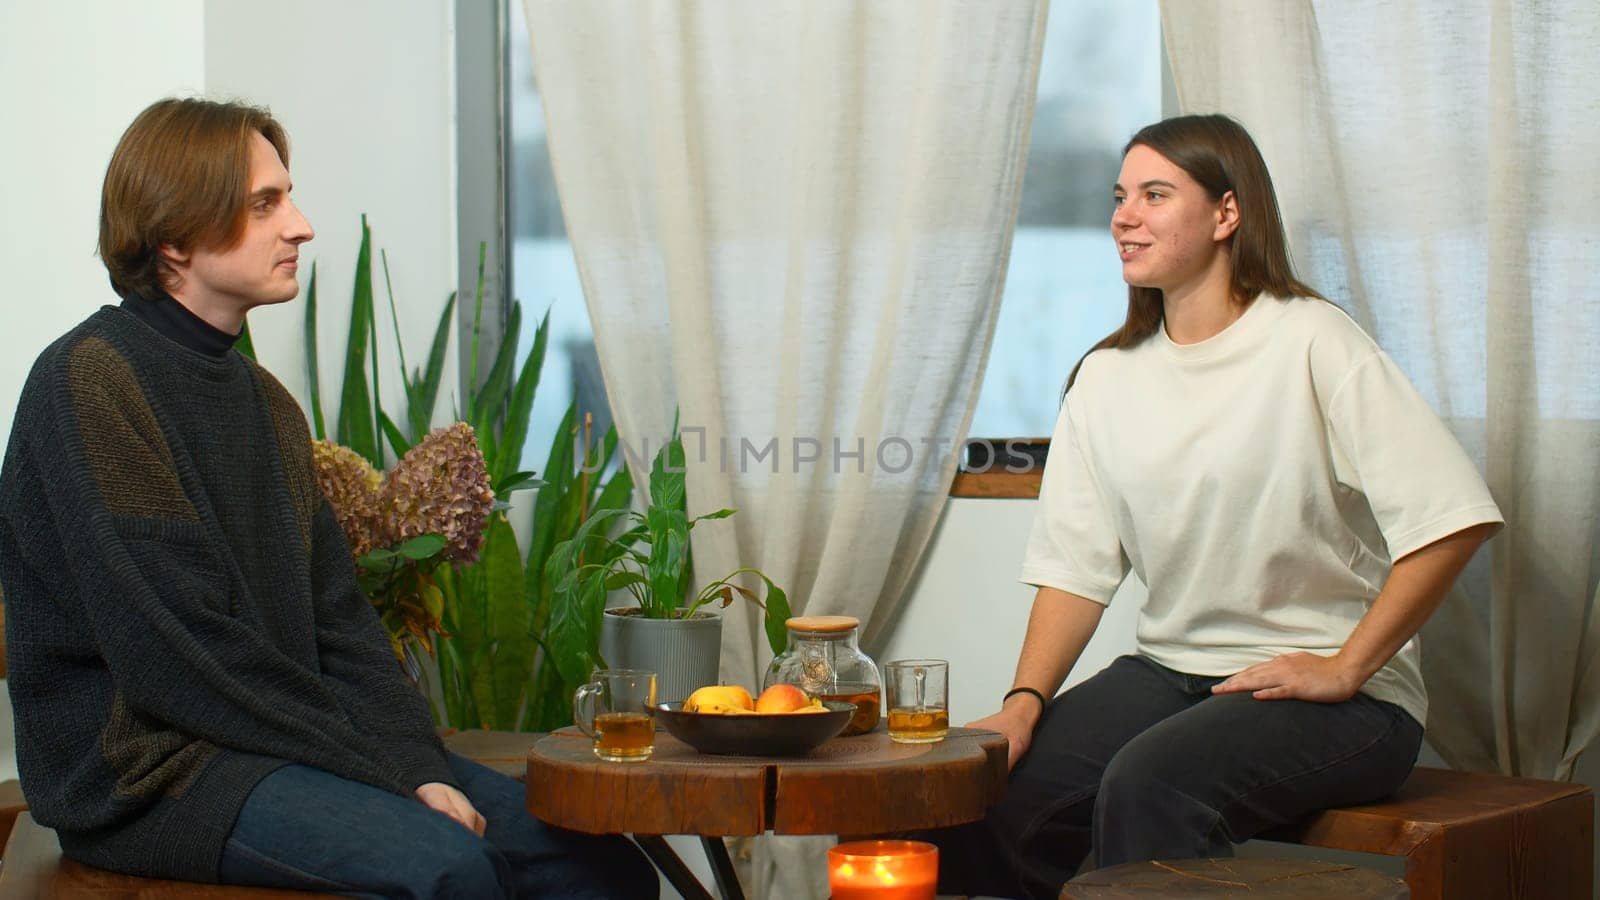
[311,439,383,557]
[380,422,496,564]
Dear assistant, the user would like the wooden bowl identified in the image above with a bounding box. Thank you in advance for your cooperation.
[650,700,855,756]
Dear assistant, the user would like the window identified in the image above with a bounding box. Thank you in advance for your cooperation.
[970,1,1165,440]
[502,1,1168,474]
[506,0,610,473]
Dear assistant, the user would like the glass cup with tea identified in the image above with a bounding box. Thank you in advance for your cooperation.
[885,659,949,744]
[573,669,657,762]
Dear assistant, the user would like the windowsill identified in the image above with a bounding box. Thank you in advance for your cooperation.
[949,469,1042,499]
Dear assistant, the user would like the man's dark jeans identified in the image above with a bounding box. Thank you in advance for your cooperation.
[217,752,657,899]
[933,654,1424,899]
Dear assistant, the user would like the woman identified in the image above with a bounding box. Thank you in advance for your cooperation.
[941,115,1502,899]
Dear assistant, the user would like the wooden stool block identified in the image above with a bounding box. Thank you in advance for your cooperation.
[1064,858,1408,898]
[440,728,544,780]
[0,812,339,897]
[1262,766,1593,900]
[0,778,27,849]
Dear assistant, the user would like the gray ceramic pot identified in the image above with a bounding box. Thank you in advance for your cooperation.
[598,608,723,704]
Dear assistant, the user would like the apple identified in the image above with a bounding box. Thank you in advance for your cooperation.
[684,685,754,714]
[755,683,812,714]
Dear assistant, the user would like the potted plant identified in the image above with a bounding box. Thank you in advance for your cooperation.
[544,433,790,703]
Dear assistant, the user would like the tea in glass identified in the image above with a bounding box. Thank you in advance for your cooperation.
[574,669,657,761]
[817,684,881,736]
[594,712,655,760]
[887,706,949,743]
[885,660,949,744]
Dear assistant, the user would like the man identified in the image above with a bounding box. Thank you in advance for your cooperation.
[0,97,655,898]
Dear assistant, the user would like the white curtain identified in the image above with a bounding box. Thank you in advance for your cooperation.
[1161,0,1600,780]
[524,1,1048,895]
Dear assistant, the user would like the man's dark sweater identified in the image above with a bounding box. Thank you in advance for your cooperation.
[0,305,455,882]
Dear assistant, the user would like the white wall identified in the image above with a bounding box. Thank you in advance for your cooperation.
[204,0,461,428]
[0,1,207,455]
[881,498,1145,725]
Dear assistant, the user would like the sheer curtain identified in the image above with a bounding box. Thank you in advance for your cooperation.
[523,1,1048,894]
[1161,0,1600,779]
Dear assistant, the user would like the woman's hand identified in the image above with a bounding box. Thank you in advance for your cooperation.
[1210,651,1361,703]
[968,696,1045,770]
[415,782,487,836]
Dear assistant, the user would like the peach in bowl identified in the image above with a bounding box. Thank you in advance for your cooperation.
[653,684,855,756]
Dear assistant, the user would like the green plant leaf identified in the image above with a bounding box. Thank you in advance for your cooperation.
[495,471,542,494]
[336,216,379,465]
[494,306,548,489]
[644,506,689,617]
[690,508,737,526]
[411,291,456,441]
[604,571,647,591]
[648,434,687,514]
[365,248,385,469]
[235,321,257,361]
[466,242,486,414]
[471,301,522,444]
[545,540,597,686]
[392,533,446,560]
[759,576,791,655]
[378,410,411,459]
[379,248,410,393]
[474,516,530,729]
[304,262,326,440]
[437,631,479,729]
[524,404,577,624]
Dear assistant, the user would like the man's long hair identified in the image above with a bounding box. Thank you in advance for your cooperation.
[98,98,289,299]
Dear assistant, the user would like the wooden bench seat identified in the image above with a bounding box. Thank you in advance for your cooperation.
[0,730,544,897]
[1262,766,1593,899]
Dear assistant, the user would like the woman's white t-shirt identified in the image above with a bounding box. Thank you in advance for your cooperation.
[1019,294,1503,724]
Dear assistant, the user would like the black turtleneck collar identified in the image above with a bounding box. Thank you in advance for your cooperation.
[120,291,241,358]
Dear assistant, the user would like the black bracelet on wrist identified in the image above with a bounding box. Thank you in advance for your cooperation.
[1003,686,1048,709]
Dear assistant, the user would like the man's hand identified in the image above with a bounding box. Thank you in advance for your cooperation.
[415,782,486,836]
[968,696,1044,770]
[1210,651,1361,703]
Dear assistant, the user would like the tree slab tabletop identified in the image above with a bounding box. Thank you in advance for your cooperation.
[526,727,1007,837]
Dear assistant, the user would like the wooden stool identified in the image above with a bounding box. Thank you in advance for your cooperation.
[0,777,26,849]
[1063,858,1408,898]
[439,727,543,779]
[1262,766,1592,899]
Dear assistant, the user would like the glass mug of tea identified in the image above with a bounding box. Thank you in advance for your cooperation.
[885,659,949,744]
[573,669,658,762]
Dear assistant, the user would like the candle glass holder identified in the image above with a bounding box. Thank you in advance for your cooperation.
[828,840,938,899]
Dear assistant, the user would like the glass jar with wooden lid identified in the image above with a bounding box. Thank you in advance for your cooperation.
[763,615,882,736]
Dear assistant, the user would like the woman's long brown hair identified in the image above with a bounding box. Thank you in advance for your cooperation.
[1064,114,1323,393]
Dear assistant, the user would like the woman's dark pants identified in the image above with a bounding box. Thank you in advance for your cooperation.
[932,654,1423,899]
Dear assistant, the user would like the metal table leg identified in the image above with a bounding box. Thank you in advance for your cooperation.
[700,836,747,900]
[633,834,714,900]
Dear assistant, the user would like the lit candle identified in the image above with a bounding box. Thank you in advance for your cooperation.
[828,840,938,900]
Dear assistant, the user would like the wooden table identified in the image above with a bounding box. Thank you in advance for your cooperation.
[526,726,1008,900]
